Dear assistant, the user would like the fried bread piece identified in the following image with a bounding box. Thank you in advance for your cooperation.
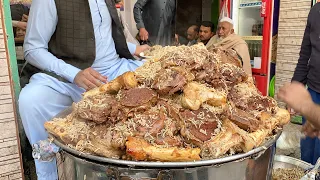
[126,137,201,162]
[83,71,138,98]
[181,82,227,110]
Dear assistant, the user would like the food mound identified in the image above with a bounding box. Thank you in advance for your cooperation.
[45,44,290,162]
[272,168,306,180]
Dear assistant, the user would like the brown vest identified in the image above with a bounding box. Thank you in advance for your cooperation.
[48,0,135,70]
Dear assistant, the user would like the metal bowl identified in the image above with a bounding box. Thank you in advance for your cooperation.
[273,155,312,170]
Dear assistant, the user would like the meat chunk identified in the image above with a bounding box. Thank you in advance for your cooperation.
[246,95,278,113]
[229,108,260,132]
[220,64,248,87]
[119,88,157,107]
[126,137,201,162]
[152,68,187,95]
[75,94,119,123]
[228,81,277,115]
[180,108,220,146]
[209,48,242,68]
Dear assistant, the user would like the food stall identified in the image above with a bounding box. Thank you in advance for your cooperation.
[1,0,315,179]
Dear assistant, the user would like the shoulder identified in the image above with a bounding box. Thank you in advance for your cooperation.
[309,3,320,17]
[30,0,56,8]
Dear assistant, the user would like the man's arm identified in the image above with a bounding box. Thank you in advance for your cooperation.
[278,82,320,129]
[133,0,149,30]
[301,103,320,129]
[127,42,137,55]
[291,12,312,84]
[23,0,80,83]
[12,20,27,30]
[133,0,150,41]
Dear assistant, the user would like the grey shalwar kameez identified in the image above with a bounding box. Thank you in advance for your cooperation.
[133,0,176,46]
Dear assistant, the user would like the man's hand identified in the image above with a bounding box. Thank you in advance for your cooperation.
[139,28,149,41]
[278,82,312,114]
[74,67,107,90]
[134,44,150,56]
[22,14,28,22]
[13,21,27,30]
[302,121,320,138]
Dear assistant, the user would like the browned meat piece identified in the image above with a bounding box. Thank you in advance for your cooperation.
[126,136,201,162]
[220,64,248,86]
[209,48,242,68]
[229,108,260,132]
[192,60,228,90]
[75,94,119,123]
[119,88,158,107]
[152,69,187,95]
[180,108,220,146]
[110,102,182,149]
[154,136,183,147]
[133,110,166,136]
[194,61,220,82]
[228,82,278,115]
[246,95,278,113]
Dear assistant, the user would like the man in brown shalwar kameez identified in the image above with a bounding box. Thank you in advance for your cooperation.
[207,17,252,75]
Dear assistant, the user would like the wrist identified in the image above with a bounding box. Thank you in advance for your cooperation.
[300,100,315,115]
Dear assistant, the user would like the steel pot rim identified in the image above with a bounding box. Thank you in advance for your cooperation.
[53,131,281,168]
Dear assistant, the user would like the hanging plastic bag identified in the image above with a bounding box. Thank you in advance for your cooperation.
[219,0,230,20]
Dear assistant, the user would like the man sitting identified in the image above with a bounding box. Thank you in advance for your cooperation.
[207,17,252,75]
[199,21,215,46]
[187,25,199,46]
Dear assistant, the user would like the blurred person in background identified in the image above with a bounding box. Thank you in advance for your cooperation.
[133,0,176,46]
[10,4,29,43]
[199,21,215,46]
[187,25,199,46]
[290,1,320,165]
[207,17,252,75]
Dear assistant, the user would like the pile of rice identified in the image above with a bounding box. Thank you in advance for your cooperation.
[272,168,305,180]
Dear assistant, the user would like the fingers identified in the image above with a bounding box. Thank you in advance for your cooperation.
[140,34,145,41]
[277,83,291,101]
[83,78,97,91]
[74,68,108,91]
[89,68,107,83]
[302,122,320,138]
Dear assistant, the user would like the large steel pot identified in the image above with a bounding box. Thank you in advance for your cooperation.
[53,108,281,180]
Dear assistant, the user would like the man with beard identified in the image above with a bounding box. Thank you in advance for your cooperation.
[207,17,252,75]
[134,0,176,46]
[199,21,215,46]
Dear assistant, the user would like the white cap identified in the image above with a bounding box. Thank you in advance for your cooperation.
[219,17,234,25]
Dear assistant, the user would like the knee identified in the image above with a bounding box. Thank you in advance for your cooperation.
[18,84,49,114]
[19,85,38,111]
